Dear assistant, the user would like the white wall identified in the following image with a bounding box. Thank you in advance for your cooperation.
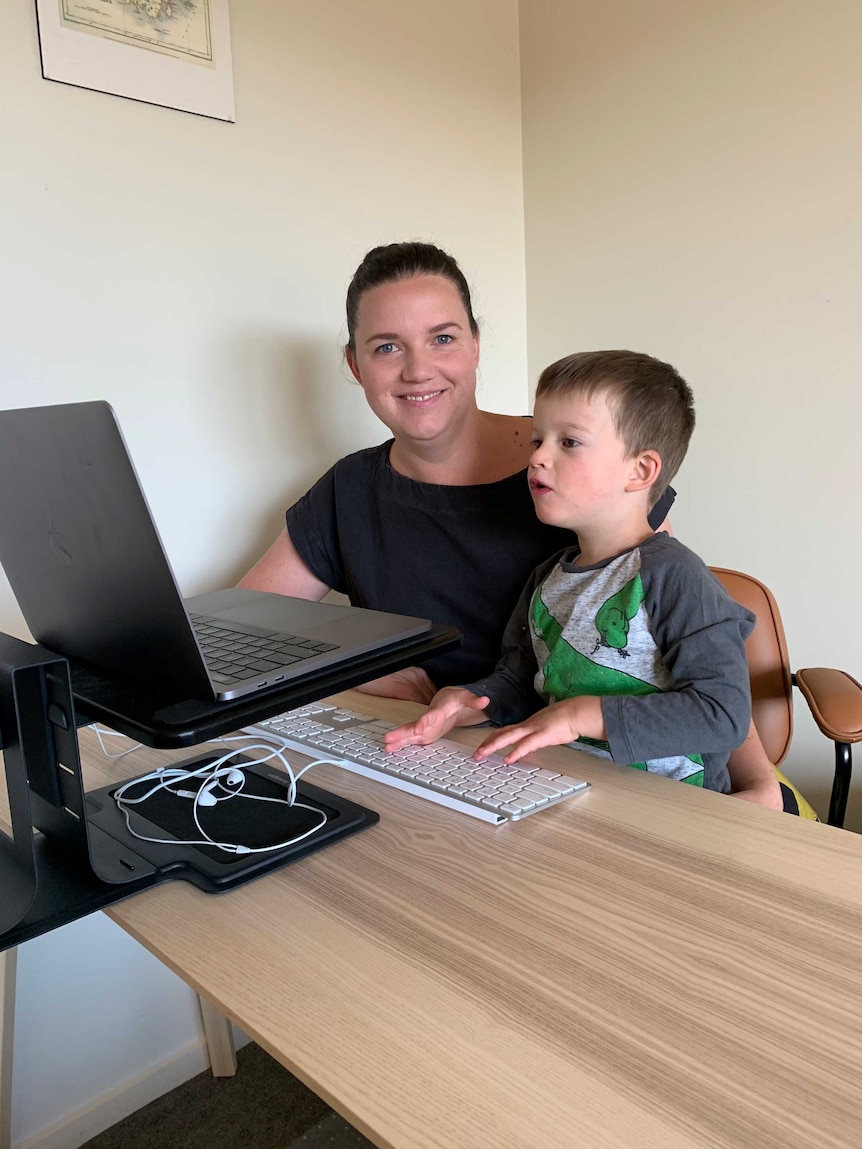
[520,0,862,826]
[1,0,527,635]
[12,916,209,1149]
[2,1,527,1143]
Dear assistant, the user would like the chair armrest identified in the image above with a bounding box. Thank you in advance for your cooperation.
[795,668,862,743]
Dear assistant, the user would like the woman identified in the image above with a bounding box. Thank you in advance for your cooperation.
[239,241,783,809]
[240,242,672,700]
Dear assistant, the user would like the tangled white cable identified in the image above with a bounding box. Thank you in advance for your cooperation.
[101,727,346,857]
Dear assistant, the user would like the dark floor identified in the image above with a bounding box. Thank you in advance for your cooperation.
[80,1043,374,1149]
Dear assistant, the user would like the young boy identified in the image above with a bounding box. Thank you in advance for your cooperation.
[385,350,781,804]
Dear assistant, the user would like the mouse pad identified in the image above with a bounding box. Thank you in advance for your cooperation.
[106,753,341,865]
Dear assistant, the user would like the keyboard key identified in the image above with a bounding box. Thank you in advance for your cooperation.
[528,781,570,799]
[519,789,551,805]
[270,645,314,660]
[208,618,279,638]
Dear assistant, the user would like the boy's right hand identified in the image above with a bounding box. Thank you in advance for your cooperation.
[383,687,490,751]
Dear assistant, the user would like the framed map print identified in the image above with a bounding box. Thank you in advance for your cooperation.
[34,1,235,122]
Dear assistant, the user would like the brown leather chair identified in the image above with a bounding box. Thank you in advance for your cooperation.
[711,568,862,827]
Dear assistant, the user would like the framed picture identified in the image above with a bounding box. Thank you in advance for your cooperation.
[34,1,235,122]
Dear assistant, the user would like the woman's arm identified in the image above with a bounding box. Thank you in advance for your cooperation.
[240,529,442,703]
[238,528,330,600]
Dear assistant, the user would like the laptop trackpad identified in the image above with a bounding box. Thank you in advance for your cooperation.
[192,590,354,632]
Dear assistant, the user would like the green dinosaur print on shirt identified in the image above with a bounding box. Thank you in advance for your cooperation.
[576,735,705,785]
[593,574,646,657]
[532,587,706,784]
[532,594,656,700]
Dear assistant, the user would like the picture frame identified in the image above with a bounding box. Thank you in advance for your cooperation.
[34,0,235,122]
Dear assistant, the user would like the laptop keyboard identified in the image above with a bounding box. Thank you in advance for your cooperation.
[189,614,339,684]
[245,703,590,824]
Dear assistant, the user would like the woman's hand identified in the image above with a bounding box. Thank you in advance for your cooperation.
[726,721,784,811]
[383,687,490,751]
[474,697,605,764]
[730,779,784,810]
[355,666,438,705]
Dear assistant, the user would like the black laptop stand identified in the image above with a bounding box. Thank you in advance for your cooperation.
[0,625,460,952]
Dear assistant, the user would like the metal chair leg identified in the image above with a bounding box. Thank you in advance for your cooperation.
[828,742,852,828]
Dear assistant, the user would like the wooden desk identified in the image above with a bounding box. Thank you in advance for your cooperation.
[9,691,862,1148]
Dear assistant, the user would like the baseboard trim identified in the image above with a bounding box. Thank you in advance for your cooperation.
[16,1029,249,1149]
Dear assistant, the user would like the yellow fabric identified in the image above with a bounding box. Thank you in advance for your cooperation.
[773,767,820,821]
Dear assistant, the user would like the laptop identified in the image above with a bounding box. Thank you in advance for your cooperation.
[0,401,431,701]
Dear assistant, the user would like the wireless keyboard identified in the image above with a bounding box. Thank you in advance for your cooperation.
[244,703,590,825]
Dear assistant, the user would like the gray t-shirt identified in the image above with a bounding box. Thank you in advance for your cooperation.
[464,533,755,792]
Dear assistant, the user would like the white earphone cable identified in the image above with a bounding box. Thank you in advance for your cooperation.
[103,726,342,857]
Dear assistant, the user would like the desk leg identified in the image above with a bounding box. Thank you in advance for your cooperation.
[1,947,17,1149]
[197,994,237,1078]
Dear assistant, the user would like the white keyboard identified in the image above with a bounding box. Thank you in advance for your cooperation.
[244,703,590,825]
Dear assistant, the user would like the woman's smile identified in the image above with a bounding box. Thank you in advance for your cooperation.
[400,388,446,404]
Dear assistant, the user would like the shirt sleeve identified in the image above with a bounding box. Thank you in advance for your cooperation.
[284,465,345,594]
[602,540,755,763]
[461,556,560,726]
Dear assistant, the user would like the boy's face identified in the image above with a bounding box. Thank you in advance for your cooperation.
[528,391,651,532]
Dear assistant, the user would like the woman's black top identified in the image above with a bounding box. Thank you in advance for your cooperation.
[286,441,675,687]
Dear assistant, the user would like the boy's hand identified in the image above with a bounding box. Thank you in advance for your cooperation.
[383,687,490,751]
[474,697,605,764]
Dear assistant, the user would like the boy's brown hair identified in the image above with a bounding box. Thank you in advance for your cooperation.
[535,350,695,505]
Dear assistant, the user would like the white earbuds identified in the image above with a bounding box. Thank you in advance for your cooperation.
[175,765,245,807]
[108,736,337,856]
[175,787,218,806]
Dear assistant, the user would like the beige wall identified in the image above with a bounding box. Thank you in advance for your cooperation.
[0,0,527,634]
[521,0,862,826]
[1,2,527,1144]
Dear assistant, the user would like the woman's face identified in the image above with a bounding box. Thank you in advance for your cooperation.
[347,275,480,447]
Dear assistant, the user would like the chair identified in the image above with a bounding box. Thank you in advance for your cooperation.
[711,568,862,827]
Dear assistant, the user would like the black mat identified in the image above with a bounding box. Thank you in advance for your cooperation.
[108,757,339,864]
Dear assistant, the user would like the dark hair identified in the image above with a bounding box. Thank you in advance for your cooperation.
[345,242,478,351]
[535,350,695,505]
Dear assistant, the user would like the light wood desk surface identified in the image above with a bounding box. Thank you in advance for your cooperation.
[13,690,862,1148]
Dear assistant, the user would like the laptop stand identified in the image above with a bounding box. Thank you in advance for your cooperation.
[0,625,460,952]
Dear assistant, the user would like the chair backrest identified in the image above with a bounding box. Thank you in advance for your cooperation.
[710,567,794,766]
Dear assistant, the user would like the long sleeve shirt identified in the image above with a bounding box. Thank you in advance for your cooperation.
[463,533,755,791]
